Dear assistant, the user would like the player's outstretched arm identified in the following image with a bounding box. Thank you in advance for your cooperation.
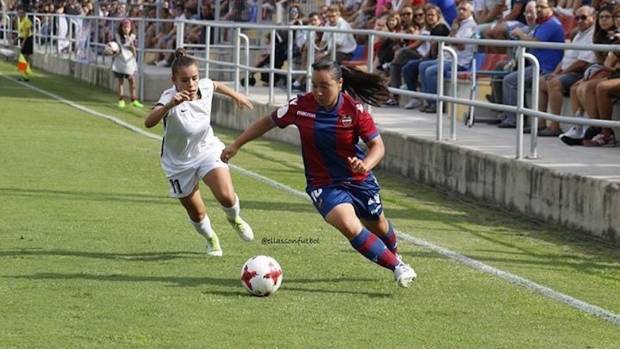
[144,91,191,128]
[347,136,385,173]
[213,81,254,110]
[221,116,276,162]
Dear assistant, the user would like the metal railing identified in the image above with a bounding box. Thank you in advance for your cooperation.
[2,12,620,159]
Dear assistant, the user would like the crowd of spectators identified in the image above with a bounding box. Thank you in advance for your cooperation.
[2,0,619,146]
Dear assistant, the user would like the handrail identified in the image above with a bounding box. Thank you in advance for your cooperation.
[4,11,620,161]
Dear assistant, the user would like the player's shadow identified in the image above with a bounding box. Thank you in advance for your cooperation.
[4,272,240,288]
[283,277,393,298]
[0,249,204,262]
[0,187,173,206]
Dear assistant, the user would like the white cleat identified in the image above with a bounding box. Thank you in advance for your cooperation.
[228,217,254,241]
[205,234,223,257]
[394,263,417,288]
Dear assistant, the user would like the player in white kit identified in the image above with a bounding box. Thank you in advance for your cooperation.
[145,48,255,257]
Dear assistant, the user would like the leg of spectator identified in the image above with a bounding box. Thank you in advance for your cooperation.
[538,76,550,129]
[595,78,620,120]
[570,79,583,115]
[402,59,422,91]
[547,76,566,130]
[501,70,519,125]
[583,79,603,119]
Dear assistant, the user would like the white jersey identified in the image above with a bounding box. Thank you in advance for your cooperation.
[157,78,223,176]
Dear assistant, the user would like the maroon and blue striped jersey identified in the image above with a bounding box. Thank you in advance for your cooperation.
[271,92,380,189]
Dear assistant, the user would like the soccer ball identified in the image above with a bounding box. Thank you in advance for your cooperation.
[240,255,283,297]
[104,41,120,55]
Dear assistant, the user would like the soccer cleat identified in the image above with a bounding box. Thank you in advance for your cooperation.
[205,233,223,257]
[228,217,254,241]
[117,100,126,108]
[131,100,144,108]
[394,263,417,288]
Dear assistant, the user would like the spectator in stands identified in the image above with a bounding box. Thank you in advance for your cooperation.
[293,12,323,91]
[582,7,620,146]
[242,30,289,87]
[430,0,458,24]
[318,5,358,63]
[154,4,185,67]
[376,12,403,74]
[349,0,377,28]
[537,5,596,136]
[475,0,507,33]
[386,4,449,107]
[418,1,477,113]
[498,0,564,128]
[399,5,416,30]
[482,0,528,41]
[400,6,450,105]
[562,4,615,144]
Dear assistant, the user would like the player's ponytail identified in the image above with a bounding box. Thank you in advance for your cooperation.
[171,48,197,75]
[312,60,390,107]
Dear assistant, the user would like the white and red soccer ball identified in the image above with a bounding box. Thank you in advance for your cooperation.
[240,255,283,297]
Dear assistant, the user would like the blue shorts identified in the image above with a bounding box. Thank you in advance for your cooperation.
[306,176,383,220]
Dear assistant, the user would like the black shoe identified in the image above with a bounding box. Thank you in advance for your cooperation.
[485,94,495,103]
[560,135,583,146]
[423,105,437,113]
[497,120,516,128]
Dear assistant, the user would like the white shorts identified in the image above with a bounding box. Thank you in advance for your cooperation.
[165,153,228,198]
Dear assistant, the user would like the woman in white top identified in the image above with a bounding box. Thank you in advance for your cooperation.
[145,49,255,257]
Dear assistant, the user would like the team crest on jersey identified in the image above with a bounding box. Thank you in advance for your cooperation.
[340,114,353,127]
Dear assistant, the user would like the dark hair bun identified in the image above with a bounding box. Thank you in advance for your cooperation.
[175,48,187,58]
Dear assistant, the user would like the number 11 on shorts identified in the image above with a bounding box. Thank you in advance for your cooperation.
[169,179,182,194]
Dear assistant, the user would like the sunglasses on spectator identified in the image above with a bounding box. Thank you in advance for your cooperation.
[535,5,549,9]
[574,15,589,21]
[600,14,612,19]
[413,12,424,17]
[401,12,413,16]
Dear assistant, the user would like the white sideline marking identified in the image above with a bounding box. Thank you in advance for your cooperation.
[3,72,619,326]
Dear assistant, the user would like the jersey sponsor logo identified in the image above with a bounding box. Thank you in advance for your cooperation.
[340,114,353,127]
[276,105,289,119]
[296,110,316,119]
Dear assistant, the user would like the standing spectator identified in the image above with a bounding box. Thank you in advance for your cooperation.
[537,5,596,136]
[498,0,564,128]
[318,5,357,63]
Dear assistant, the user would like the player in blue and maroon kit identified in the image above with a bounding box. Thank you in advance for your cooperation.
[221,60,417,287]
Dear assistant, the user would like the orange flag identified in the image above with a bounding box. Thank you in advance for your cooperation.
[17,54,32,77]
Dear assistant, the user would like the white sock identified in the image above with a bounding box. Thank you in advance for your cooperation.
[221,195,240,221]
[190,216,213,239]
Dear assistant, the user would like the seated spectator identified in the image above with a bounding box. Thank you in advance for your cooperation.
[563,4,615,144]
[241,31,288,87]
[537,5,596,136]
[418,1,477,113]
[498,0,565,128]
[475,0,507,33]
[399,5,415,30]
[376,13,403,74]
[386,4,450,107]
[482,0,528,41]
[349,0,377,28]
[317,5,358,63]
[293,12,323,90]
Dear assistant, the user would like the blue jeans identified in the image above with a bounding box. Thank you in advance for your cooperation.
[402,58,427,91]
[420,59,468,107]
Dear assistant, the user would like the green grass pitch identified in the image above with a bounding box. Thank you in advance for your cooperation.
[0,61,619,347]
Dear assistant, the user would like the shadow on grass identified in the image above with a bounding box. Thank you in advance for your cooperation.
[4,272,393,297]
[0,249,204,261]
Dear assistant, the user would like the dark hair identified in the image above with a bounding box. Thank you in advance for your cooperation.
[593,4,616,62]
[171,48,197,75]
[116,19,134,42]
[312,60,390,106]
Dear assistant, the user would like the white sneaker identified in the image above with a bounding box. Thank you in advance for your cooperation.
[404,99,421,110]
[155,59,168,67]
[394,263,417,288]
[205,234,223,257]
[228,217,254,241]
[560,125,585,139]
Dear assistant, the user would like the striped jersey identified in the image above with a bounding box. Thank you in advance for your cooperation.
[271,92,380,189]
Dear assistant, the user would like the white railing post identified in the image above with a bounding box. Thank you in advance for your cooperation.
[234,27,241,93]
[239,33,250,96]
[525,52,540,160]
[205,25,211,76]
[516,46,526,160]
[306,29,315,93]
[436,40,445,141]
[367,33,375,114]
[269,28,276,104]
[442,46,458,141]
[138,18,146,102]
[286,27,293,101]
